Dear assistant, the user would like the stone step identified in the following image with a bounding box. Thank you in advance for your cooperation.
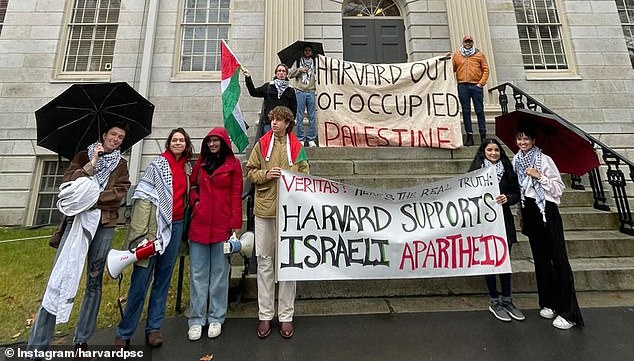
[513,230,634,259]
[232,257,634,300]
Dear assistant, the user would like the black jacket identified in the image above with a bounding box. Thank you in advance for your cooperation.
[245,76,297,133]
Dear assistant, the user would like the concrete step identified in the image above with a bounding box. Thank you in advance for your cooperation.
[513,230,634,259]
[232,257,634,300]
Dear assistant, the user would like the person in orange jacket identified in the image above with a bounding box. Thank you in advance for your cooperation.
[452,35,489,146]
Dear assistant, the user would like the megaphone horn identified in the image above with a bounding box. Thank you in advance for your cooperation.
[107,249,138,279]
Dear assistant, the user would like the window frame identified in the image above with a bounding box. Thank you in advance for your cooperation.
[53,0,121,82]
[28,157,71,227]
[616,0,634,68]
[513,0,580,80]
[171,0,233,82]
[0,0,8,36]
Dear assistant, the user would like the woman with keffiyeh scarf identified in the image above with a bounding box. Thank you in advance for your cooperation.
[243,63,297,138]
[469,138,524,323]
[512,125,584,330]
[114,128,193,349]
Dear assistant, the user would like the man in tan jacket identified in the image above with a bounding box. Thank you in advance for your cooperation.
[452,35,489,146]
[246,106,309,340]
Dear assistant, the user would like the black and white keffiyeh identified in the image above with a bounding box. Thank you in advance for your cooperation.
[483,159,505,183]
[133,155,173,251]
[300,57,314,85]
[272,78,290,99]
[513,146,547,221]
[87,142,121,190]
[460,46,477,57]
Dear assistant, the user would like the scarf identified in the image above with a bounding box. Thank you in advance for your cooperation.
[259,130,308,166]
[460,46,477,57]
[133,155,173,251]
[513,146,546,221]
[272,78,289,99]
[300,57,314,85]
[87,142,121,191]
[483,159,505,183]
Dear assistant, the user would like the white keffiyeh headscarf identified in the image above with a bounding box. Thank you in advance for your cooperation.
[513,146,547,221]
[483,159,505,183]
[460,46,477,57]
[133,155,173,251]
[87,142,121,190]
[272,78,290,99]
[300,57,314,85]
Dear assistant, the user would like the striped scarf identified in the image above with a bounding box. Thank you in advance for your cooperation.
[513,146,547,221]
[133,155,174,250]
[87,142,121,191]
[483,159,505,183]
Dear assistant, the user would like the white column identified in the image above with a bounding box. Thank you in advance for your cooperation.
[263,0,304,76]
[446,0,498,106]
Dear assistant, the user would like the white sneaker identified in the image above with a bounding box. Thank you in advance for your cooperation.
[539,307,556,319]
[188,325,202,341]
[208,322,222,338]
[552,315,576,330]
[308,140,317,147]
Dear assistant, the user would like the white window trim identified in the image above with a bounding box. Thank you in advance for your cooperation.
[171,0,234,82]
[53,0,117,82]
[517,0,580,80]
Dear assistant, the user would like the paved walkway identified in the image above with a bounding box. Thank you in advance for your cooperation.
[83,297,634,361]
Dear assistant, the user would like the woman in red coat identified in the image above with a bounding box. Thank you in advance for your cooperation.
[186,127,243,341]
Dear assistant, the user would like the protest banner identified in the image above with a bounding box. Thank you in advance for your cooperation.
[315,54,461,148]
[276,167,511,281]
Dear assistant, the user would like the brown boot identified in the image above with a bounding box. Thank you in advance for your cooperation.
[146,330,164,347]
[112,337,129,351]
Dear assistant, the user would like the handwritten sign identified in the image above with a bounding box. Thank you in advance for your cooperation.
[276,167,511,281]
[315,55,461,148]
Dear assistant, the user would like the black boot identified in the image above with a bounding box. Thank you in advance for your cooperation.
[480,133,487,144]
[465,134,474,146]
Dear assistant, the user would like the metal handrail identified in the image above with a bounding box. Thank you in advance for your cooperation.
[489,82,634,235]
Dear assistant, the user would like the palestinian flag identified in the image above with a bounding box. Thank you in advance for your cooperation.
[221,40,248,152]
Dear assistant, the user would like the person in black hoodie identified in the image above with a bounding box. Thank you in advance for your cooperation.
[468,138,525,323]
[243,63,297,137]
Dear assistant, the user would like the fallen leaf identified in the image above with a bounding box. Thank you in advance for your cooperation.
[12,332,22,339]
[199,354,214,361]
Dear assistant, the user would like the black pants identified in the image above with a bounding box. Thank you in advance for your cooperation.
[521,197,584,326]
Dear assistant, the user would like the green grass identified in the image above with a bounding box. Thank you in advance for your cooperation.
[0,226,191,345]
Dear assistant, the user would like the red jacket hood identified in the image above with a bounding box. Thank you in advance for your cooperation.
[197,127,234,162]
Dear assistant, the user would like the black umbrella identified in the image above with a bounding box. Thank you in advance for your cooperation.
[36,82,154,160]
[277,40,325,67]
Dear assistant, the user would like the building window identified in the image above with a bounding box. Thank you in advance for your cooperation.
[513,0,568,70]
[61,0,121,74]
[0,0,8,36]
[177,0,230,74]
[34,160,70,226]
[343,0,400,17]
[616,0,634,68]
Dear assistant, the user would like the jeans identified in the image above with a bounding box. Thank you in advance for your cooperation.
[188,241,230,326]
[486,243,513,299]
[457,83,486,135]
[116,220,183,340]
[295,90,316,142]
[27,222,115,351]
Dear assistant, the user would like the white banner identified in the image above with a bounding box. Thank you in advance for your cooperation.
[276,167,511,281]
[315,55,462,148]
